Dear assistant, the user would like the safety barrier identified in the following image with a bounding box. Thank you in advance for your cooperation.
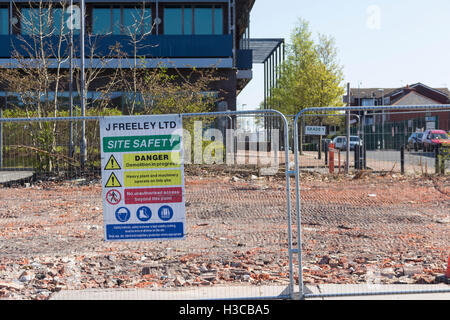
[292,105,450,299]
[0,110,301,300]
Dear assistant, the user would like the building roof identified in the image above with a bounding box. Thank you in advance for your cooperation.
[349,83,450,99]
[249,38,284,63]
[391,91,442,106]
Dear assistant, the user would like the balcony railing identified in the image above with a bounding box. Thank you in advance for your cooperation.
[0,34,233,59]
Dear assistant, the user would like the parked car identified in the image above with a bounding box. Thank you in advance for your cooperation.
[348,136,363,150]
[421,129,450,152]
[332,136,363,150]
[332,136,346,150]
[406,132,424,151]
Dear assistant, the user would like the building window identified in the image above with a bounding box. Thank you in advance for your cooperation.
[163,5,223,35]
[0,7,8,35]
[92,6,152,35]
[163,6,182,35]
[361,98,375,106]
[20,6,76,35]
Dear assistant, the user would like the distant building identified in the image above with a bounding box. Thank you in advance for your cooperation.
[345,83,450,131]
[0,0,262,114]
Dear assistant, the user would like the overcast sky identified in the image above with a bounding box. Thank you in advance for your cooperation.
[237,0,450,110]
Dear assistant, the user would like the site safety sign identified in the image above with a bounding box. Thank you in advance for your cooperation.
[100,115,185,241]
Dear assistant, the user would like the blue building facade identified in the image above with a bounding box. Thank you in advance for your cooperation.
[0,0,254,112]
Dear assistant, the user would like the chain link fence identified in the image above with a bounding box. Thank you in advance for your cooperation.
[0,107,449,300]
[293,105,450,299]
[0,111,301,300]
[290,109,450,175]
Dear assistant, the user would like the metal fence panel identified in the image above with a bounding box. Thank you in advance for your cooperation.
[293,105,450,299]
[0,110,300,300]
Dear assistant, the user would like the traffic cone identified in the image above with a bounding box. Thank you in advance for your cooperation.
[446,254,450,279]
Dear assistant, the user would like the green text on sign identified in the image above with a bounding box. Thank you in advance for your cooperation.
[103,135,181,152]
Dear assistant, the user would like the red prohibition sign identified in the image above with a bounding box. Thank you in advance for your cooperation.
[106,189,122,205]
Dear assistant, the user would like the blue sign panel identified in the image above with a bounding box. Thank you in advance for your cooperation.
[106,222,184,241]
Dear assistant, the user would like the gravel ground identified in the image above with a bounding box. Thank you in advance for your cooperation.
[0,166,449,299]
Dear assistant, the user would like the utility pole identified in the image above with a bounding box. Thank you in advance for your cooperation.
[68,0,74,161]
[380,89,385,149]
[345,83,350,174]
[0,105,3,169]
[79,0,87,169]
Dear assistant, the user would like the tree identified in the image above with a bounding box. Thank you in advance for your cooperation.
[0,0,120,174]
[0,1,71,172]
[270,18,344,113]
[269,18,345,151]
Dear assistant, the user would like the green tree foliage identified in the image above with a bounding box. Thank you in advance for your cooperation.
[269,18,345,123]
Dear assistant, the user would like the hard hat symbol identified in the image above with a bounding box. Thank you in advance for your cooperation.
[115,207,130,222]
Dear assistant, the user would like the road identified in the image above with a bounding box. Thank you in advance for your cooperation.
[300,149,446,173]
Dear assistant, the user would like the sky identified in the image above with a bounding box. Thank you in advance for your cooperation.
[237,0,450,110]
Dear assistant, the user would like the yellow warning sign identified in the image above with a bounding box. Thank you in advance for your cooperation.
[123,152,181,169]
[104,155,121,170]
[105,172,122,188]
[124,170,181,187]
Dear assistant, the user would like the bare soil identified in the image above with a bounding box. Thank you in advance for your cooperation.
[0,166,449,299]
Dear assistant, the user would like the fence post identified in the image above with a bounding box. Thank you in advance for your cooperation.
[435,147,440,174]
[400,145,405,175]
[363,142,367,169]
[345,83,350,173]
[354,144,360,170]
[318,136,322,160]
[329,143,335,173]
[0,107,2,169]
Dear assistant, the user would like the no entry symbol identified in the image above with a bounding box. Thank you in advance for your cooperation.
[106,189,122,205]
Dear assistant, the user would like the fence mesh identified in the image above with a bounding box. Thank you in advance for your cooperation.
[0,114,295,300]
[293,106,450,299]
[292,110,450,175]
[0,108,449,300]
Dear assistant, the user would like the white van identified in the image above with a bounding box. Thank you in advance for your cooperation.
[332,136,363,150]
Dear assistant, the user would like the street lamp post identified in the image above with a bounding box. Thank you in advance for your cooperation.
[378,89,385,149]
[79,0,87,169]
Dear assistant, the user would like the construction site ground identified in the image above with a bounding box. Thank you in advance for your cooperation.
[0,164,449,300]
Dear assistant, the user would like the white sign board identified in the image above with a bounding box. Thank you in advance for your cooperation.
[426,121,436,130]
[100,115,185,241]
[305,126,326,136]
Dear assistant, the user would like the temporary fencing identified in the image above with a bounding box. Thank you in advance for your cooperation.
[292,105,450,299]
[0,110,300,300]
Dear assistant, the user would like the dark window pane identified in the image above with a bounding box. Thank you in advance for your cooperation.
[0,8,8,35]
[21,8,51,35]
[124,7,152,35]
[142,7,152,34]
[194,7,212,35]
[112,8,121,35]
[123,8,137,35]
[214,7,223,35]
[52,8,65,35]
[164,7,182,35]
[92,8,111,35]
[183,6,192,35]
[123,7,151,35]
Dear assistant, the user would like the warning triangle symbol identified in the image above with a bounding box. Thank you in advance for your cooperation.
[105,172,122,188]
[104,155,121,170]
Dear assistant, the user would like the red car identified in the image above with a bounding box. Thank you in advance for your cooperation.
[422,129,450,152]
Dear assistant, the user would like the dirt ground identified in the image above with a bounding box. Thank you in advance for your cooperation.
[0,165,449,299]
